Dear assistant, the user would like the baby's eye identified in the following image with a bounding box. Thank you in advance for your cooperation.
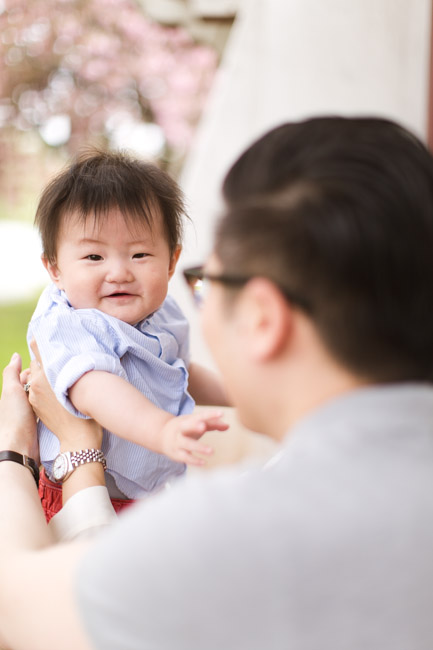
[86,254,103,261]
[132,253,148,259]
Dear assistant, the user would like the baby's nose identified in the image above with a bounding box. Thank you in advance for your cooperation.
[106,261,133,283]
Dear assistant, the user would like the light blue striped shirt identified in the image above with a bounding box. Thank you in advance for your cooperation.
[27,284,193,499]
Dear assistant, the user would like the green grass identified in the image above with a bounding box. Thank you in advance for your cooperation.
[0,298,38,391]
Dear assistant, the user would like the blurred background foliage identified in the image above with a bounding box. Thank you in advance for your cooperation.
[0,299,35,374]
[0,0,235,387]
[0,0,223,173]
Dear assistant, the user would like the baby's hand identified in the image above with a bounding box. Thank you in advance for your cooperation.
[161,410,229,466]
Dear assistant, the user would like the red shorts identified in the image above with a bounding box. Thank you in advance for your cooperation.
[38,468,136,522]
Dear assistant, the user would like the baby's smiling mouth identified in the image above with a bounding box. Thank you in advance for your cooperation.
[105,292,135,299]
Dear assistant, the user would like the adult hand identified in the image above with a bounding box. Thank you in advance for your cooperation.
[27,339,103,452]
[0,353,38,462]
[0,358,94,650]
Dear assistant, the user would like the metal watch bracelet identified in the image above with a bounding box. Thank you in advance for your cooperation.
[0,450,40,486]
[52,448,107,483]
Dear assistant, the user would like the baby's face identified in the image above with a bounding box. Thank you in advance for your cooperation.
[43,207,180,325]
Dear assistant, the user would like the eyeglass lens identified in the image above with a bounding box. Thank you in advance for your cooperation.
[190,277,205,305]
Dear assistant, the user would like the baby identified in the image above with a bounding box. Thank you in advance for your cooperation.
[28,149,228,520]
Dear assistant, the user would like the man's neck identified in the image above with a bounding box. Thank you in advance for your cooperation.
[257,321,368,442]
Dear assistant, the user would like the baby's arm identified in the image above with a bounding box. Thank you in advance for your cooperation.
[188,362,231,406]
[69,371,227,465]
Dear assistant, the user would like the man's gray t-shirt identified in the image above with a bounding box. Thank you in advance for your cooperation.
[76,385,433,649]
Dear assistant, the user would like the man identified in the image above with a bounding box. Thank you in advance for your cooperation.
[1,116,433,649]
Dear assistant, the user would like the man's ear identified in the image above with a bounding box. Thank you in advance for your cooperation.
[239,278,293,362]
[168,246,182,279]
[42,255,62,287]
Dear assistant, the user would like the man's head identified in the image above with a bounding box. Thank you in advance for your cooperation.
[213,116,433,383]
[36,149,186,324]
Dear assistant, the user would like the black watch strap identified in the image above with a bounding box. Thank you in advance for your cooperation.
[0,450,40,486]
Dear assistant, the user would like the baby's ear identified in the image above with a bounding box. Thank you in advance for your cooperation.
[168,246,182,279]
[42,255,62,286]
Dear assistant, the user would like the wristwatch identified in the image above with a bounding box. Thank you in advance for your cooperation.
[52,448,107,483]
[0,450,40,486]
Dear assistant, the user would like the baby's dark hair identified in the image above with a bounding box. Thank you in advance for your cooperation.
[35,148,187,262]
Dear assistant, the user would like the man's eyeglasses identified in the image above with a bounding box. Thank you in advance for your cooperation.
[183,266,250,307]
[183,265,312,313]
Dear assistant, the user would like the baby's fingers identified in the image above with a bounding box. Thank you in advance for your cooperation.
[173,426,213,463]
[201,417,229,432]
[180,431,213,456]
[195,410,229,433]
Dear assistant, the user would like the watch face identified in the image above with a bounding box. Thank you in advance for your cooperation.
[52,454,68,481]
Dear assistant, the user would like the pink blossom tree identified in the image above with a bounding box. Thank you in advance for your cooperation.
[0,0,218,159]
